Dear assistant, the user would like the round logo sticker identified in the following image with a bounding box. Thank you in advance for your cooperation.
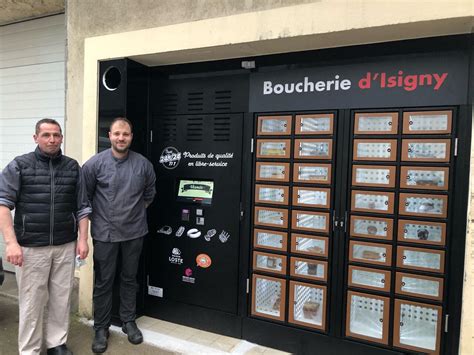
[196,254,212,268]
[159,146,181,169]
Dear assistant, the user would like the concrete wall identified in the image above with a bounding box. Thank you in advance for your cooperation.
[66,0,474,352]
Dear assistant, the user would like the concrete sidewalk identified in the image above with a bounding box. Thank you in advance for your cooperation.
[0,272,288,355]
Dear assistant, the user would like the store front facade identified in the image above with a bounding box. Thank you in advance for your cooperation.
[76,5,474,354]
[90,35,472,354]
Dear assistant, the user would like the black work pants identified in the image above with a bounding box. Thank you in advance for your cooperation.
[93,237,144,329]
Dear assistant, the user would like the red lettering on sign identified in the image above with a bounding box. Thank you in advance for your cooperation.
[358,71,448,92]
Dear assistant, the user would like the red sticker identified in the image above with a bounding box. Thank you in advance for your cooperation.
[196,254,212,268]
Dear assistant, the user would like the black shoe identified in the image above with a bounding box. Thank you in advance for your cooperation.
[122,321,143,345]
[92,328,109,353]
[47,344,73,355]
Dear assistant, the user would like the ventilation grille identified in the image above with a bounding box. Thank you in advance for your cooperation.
[188,92,204,112]
[214,90,232,111]
[160,93,178,114]
[186,116,204,141]
[159,117,178,142]
[213,116,231,141]
[156,85,239,114]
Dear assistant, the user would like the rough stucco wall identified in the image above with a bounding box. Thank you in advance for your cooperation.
[0,0,64,25]
[64,0,314,160]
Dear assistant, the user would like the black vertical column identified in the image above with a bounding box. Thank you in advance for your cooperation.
[98,58,149,154]
[97,58,150,323]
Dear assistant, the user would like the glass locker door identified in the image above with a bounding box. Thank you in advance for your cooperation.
[251,113,335,333]
[344,109,454,355]
[249,108,457,354]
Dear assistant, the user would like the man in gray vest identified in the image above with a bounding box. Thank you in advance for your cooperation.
[0,119,91,355]
[83,117,156,353]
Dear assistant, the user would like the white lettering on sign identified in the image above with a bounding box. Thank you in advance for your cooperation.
[183,151,234,168]
[263,75,352,95]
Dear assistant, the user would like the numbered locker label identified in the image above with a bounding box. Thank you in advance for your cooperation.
[393,299,442,354]
[295,114,334,135]
[256,139,291,159]
[255,184,289,205]
[348,265,391,293]
[352,165,396,188]
[349,240,392,266]
[256,162,290,182]
[399,193,448,218]
[354,112,398,135]
[293,163,332,184]
[401,139,451,162]
[253,229,287,252]
[294,139,333,159]
[292,211,330,233]
[257,115,292,135]
[253,251,287,276]
[397,220,446,246]
[290,257,328,281]
[292,187,331,208]
[346,291,390,345]
[402,110,452,134]
[251,274,286,321]
[400,166,449,191]
[291,234,328,258]
[350,215,393,240]
[254,207,289,228]
[395,272,444,301]
[351,190,395,214]
[289,281,327,331]
[353,139,397,161]
[397,246,445,273]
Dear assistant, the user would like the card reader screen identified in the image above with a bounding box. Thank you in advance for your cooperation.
[177,179,214,205]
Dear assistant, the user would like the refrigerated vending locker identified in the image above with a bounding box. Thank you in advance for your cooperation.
[144,72,250,336]
[244,49,470,354]
[96,36,471,354]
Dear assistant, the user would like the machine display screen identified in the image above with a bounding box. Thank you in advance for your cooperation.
[177,179,214,205]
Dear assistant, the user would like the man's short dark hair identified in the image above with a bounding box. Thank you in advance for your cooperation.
[35,118,62,135]
[109,117,133,132]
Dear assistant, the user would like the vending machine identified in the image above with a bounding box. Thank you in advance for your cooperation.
[97,39,471,353]
[144,72,251,336]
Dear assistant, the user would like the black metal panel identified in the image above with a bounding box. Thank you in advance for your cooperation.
[98,59,148,154]
[146,113,244,314]
[151,71,248,115]
[98,59,127,114]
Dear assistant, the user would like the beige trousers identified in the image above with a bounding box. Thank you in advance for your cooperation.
[16,241,76,355]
